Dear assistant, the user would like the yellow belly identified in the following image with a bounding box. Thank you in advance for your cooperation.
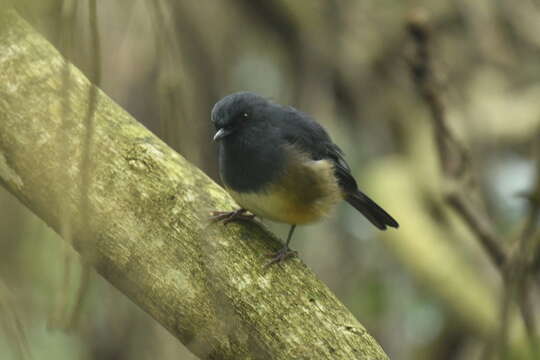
[227,158,342,224]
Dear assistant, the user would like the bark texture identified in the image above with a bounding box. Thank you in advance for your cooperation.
[0,10,388,360]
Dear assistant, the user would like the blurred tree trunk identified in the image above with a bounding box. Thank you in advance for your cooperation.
[0,9,388,360]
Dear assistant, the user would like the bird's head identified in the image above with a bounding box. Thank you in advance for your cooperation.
[211,92,268,142]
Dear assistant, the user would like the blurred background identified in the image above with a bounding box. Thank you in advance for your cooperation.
[1,0,540,359]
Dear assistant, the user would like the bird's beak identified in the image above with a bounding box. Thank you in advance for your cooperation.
[213,128,232,141]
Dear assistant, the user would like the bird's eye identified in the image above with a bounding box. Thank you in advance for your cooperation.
[242,113,248,120]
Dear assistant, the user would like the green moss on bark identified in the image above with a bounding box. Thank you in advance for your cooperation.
[0,9,388,360]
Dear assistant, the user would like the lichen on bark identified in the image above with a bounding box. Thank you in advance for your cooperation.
[0,9,388,360]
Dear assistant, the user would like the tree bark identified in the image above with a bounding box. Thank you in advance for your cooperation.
[0,9,388,360]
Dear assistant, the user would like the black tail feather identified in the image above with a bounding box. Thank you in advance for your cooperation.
[345,191,399,230]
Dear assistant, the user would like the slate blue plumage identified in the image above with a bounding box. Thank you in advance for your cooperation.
[211,92,398,230]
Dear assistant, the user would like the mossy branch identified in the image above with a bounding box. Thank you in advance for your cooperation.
[0,9,387,360]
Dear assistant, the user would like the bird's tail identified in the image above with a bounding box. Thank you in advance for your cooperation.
[345,191,399,230]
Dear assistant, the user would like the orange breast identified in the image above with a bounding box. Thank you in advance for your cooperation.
[227,150,342,224]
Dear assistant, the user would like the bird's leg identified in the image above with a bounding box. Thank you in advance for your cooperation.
[209,208,255,225]
[265,225,298,267]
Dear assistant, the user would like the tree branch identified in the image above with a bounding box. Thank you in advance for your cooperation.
[406,9,539,357]
[0,9,388,360]
[406,9,507,270]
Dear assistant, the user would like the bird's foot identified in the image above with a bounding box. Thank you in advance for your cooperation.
[209,208,255,225]
[265,246,298,268]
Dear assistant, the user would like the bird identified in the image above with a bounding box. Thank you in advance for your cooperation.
[210,92,398,266]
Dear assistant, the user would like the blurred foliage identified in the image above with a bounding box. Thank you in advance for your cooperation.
[1,0,540,359]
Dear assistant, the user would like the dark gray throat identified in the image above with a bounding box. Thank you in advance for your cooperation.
[219,136,285,193]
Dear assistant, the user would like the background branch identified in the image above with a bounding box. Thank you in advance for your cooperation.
[406,9,507,270]
[406,9,539,358]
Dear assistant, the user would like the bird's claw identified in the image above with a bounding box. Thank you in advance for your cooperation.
[208,209,255,225]
[264,247,297,268]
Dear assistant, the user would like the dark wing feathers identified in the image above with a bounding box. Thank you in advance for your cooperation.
[276,106,357,192]
[276,106,399,230]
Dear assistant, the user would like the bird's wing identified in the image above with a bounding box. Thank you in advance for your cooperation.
[277,107,358,193]
[277,106,399,229]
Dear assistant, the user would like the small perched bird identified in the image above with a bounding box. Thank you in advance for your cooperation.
[210,92,398,266]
